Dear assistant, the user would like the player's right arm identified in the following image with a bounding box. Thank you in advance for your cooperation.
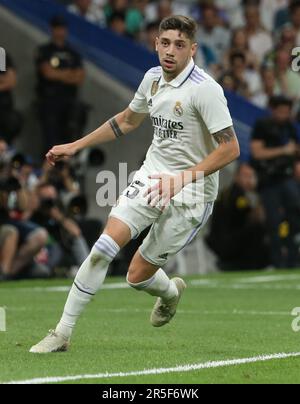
[46,107,147,165]
[47,69,151,165]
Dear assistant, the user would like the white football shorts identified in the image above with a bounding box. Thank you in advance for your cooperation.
[109,176,214,267]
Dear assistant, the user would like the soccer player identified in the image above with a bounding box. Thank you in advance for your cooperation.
[30,15,240,353]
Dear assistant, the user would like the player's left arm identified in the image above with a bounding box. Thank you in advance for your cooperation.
[145,126,240,207]
[185,125,240,178]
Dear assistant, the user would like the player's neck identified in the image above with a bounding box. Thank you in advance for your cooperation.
[162,72,177,82]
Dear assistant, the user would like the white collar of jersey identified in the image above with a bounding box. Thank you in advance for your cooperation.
[160,59,195,88]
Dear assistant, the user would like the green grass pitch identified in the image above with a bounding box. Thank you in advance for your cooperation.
[1,270,300,384]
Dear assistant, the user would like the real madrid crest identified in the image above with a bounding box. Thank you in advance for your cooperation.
[174,101,184,117]
[151,80,159,96]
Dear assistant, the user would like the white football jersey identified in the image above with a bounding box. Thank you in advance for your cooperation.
[129,59,233,204]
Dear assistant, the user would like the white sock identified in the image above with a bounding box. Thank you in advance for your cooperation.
[127,268,178,302]
[56,234,120,338]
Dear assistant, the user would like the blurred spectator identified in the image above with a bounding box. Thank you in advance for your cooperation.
[221,51,262,100]
[104,0,129,22]
[68,0,106,26]
[214,0,244,28]
[219,72,236,92]
[39,160,79,204]
[0,225,19,279]
[31,183,89,274]
[145,0,188,23]
[196,3,231,67]
[0,138,14,169]
[126,0,149,38]
[141,21,160,51]
[0,52,22,145]
[67,194,102,248]
[273,48,300,102]
[290,0,300,43]
[252,66,279,108]
[108,11,128,35]
[0,175,49,279]
[223,28,259,71]
[206,164,269,270]
[105,0,148,38]
[262,22,297,76]
[35,15,86,152]
[195,42,218,75]
[220,53,250,97]
[294,159,300,185]
[274,0,294,30]
[275,23,297,53]
[156,0,173,21]
[10,153,39,192]
[294,160,300,217]
[260,0,289,32]
[93,0,108,6]
[172,0,191,16]
[251,95,300,268]
[243,4,273,64]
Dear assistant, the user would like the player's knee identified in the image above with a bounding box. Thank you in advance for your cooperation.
[90,233,120,266]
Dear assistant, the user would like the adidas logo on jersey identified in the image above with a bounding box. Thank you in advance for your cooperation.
[158,253,169,260]
[148,99,153,107]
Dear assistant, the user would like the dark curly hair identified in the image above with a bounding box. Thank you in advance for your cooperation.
[159,15,197,42]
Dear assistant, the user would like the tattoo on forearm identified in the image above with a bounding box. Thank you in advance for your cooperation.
[109,117,124,138]
[212,126,236,144]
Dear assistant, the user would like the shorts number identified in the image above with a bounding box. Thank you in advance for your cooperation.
[125,181,145,200]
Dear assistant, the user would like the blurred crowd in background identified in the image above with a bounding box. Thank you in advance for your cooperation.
[58,0,300,111]
[2,0,300,280]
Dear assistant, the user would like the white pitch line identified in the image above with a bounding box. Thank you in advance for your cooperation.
[229,309,290,316]
[4,307,291,317]
[236,275,300,284]
[2,277,300,293]
[95,309,291,317]
[0,283,130,293]
[4,352,300,385]
[189,281,300,291]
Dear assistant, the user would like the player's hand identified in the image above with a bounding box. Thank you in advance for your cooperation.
[46,143,77,166]
[144,173,183,209]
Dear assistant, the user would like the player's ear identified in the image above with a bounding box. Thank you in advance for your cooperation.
[191,42,198,58]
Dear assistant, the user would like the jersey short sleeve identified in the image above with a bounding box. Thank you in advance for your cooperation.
[193,80,233,134]
[129,73,149,114]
